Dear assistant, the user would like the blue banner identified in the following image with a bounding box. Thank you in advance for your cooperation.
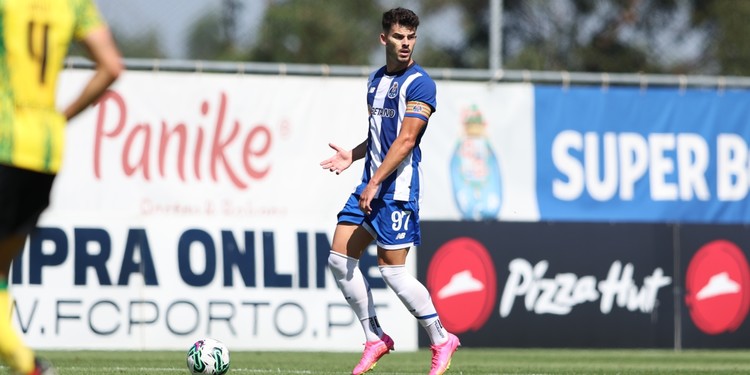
[535,85,750,223]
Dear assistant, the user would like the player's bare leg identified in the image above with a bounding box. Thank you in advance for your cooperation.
[331,223,372,259]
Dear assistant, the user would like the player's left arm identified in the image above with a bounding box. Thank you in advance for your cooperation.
[358,101,432,214]
[63,26,122,120]
[62,0,122,121]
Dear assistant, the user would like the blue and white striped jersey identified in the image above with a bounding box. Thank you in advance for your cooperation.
[354,63,437,202]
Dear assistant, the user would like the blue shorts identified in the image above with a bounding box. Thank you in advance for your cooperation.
[337,193,421,249]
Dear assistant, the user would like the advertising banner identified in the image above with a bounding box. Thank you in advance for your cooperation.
[12,70,419,350]
[678,225,750,348]
[535,85,750,224]
[15,67,750,350]
[419,82,538,221]
[418,221,675,348]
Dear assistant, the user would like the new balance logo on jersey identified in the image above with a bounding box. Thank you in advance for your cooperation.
[396,233,406,240]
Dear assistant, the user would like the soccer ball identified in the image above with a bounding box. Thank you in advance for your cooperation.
[186,338,231,375]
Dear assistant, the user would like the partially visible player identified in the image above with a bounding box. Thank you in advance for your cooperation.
[0,0,122,373]
[320,7,459,375]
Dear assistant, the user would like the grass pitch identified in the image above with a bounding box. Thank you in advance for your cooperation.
[1,348,748,374]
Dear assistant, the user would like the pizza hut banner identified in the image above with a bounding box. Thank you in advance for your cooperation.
[418,221,750,348]
[418,221,676,348]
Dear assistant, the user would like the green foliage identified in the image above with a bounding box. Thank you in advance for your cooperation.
[420,0,489,68]
[186,13,247,61]
[111,28,165,59]
[167,0,750,75]
[706,0,750,76]
[249,0,381,65]
[421,0,750,75]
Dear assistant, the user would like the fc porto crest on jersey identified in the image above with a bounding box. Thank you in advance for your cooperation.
[387,81,399,99]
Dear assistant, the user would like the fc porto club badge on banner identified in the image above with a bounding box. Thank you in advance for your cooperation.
[450,105,502,220]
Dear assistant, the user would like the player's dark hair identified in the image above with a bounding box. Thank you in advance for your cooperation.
[382,7,420,32]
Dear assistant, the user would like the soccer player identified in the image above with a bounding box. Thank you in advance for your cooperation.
[320,7,459,375]
[0,0,122,373]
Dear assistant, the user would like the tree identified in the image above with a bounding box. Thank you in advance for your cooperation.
[420,0,680,72]
[700,1,750,76]
[186,13,247,61]
[419,0,750,75]
[113,29,165,59]
[419,0,491,69]
[175,0,750,75]
[249,0,381,65]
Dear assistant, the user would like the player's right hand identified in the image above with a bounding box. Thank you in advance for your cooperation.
[320,143,353,175]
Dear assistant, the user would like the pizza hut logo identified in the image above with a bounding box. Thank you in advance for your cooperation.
[685,240,750,335]
[426,237,496,333]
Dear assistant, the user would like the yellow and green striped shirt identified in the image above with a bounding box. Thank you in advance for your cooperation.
[0,0,103,173]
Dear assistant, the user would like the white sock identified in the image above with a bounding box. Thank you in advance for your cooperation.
[424,318,449,345]
[360,316,383,342]
[379,265,448,345]
[328,251,382,341]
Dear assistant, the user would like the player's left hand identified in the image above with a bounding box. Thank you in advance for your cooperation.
[359,182,378,215]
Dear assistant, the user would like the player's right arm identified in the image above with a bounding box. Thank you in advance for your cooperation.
[62,25,122,121]
[320,140,367,175]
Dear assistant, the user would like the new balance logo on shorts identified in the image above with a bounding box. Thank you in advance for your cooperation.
[396,233,406,240]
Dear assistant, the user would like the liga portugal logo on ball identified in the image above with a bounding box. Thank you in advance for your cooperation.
[427,237,497,333]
